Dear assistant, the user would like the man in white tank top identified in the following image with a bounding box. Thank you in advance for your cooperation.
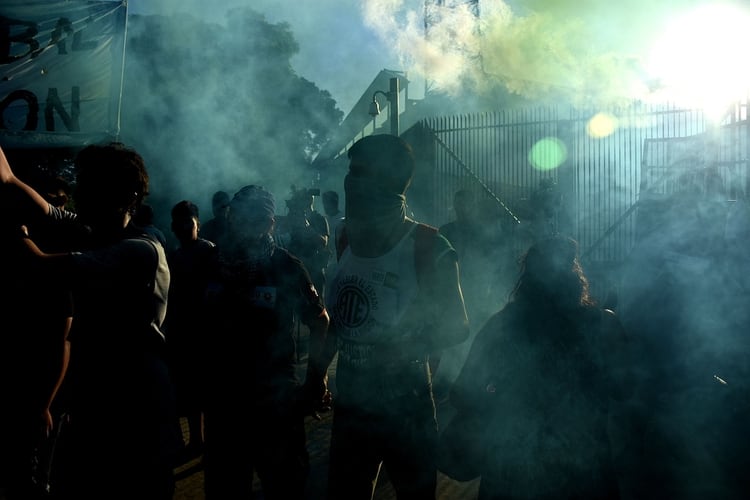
[321,134,470,500]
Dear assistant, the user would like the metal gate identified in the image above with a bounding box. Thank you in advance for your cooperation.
[414,101,750,269]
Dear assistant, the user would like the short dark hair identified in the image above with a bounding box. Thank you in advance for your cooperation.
[134,203,156,225]
[171,200,200,221]
[347,134,415,193]
[322,190,338,205]
[74,142,149,212]
[212,190,230,208]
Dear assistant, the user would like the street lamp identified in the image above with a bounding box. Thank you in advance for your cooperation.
[368,77,400,136]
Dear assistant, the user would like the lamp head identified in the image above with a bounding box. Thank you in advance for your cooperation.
[368,98,381,117]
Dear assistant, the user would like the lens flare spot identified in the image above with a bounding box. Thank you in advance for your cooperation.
[586,112,618,138]
[529,137,567,171]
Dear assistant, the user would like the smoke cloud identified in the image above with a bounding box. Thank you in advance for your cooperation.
[118,7,343,246]
[362,0,750,110]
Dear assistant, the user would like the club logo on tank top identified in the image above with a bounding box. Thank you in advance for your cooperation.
[335,275,378,331]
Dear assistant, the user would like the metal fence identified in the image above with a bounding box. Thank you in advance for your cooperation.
[415,100,750,269]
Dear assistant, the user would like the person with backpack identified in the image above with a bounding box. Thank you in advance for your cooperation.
[322,134,470,499]
[1,143,181,499]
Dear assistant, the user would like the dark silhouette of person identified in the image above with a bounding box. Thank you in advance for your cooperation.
[282,186,329,299]
[133,203,168,247]
[0,167,73,499]
[320,134,470,499]
[436,190,512,401]
[1,143,181,500]
[446,236,627,500]
[166,200,216,462]
[201,185,330,500]
[200,190,230,246]
[439,189,476,259]
[322,189,345,248]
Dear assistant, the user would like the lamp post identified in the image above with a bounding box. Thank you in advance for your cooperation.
[368,77,400,136]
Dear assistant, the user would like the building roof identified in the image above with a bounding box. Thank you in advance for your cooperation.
[312,69,409,168]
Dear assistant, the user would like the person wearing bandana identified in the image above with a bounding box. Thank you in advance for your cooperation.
[201,185,330,500]
[321,134,470,499]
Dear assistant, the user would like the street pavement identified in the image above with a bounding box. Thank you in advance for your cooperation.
[172,354,481,500]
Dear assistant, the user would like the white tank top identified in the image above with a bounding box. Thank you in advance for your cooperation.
[326,224,419,368]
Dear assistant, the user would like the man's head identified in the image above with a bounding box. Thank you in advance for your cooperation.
[347,134,415,194]
[134,203,156,227]
[453,189,475,221]
[73,142,149,227]
[286,187,315,216]
[228,185,276,244]
[322,190,339,217]
[344,135,414,234]
[211,190,230,219]
[171,200,200,243]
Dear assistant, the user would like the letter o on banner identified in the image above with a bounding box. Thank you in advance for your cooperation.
[0,89,39,131]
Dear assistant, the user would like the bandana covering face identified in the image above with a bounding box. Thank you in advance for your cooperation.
[223,185,277,271]
[344,174,407,233]
[220,233,276,284]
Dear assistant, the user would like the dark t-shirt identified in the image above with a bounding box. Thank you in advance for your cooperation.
[166,237,216,344]
[204,246,324,412]
[285,210,330,291]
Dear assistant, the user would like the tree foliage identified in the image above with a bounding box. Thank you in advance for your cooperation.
[120,8,343,208]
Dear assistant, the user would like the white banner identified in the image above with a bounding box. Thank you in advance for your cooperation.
[0,0,127,148]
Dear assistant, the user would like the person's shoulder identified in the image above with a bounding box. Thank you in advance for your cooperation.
[273,247,316,281]
[74,235,160,268]
[125,234,164,257]
[273,246,304,269]
[196,237,216,249]
[143,226,167,246]
[438,220,457,233]
[576,305,627,345]
[598,307,627,339]
[424,224,458,264]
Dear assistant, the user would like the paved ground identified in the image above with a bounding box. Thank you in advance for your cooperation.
[173,410,480,500]
[172,351,481,500]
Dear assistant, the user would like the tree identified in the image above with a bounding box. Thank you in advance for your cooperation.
[120,8,343,216]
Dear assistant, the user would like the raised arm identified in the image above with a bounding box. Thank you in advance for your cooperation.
[0,145,55,217]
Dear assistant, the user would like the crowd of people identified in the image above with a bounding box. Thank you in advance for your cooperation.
[1,133,749,500]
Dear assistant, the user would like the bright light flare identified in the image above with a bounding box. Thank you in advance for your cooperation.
[529,137,567,171]
[646,3,750,121]
[587,113,618,138]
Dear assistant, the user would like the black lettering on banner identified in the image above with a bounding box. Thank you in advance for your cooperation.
[72,18,97,52]
[50,18,74,55]
[0,16,41,63]
[1,15,96,64]
[0,89,38,130]
[45,87,80,131]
